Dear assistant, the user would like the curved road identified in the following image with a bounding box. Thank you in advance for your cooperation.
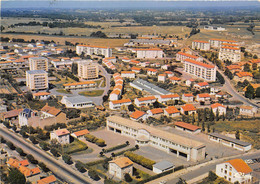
[191,50,259,108]
[0,126,92,184]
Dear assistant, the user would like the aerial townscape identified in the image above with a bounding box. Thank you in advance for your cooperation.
[0,1,260,184]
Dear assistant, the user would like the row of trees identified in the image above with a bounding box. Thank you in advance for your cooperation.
[84,134,106,147]
[124,151,156,170]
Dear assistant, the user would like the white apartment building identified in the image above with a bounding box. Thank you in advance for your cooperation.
[29,57,48,71]
[121,71,136,78]
[135,48,164,59]
[216,159,252,183]
[192,40,210,51]
[76,45,112,57]
[184,59,216,81]
[209,39,238,48]
[78,61,99,80]
[176,52,203,62]
[218,46,241,63]
[26,70,48,90]
[107,116,206,161]
[109,99,132,110]
[50,128,70,144]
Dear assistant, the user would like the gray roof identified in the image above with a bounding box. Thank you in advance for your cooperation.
[209,133,251,147]
[131,79,171,95]
[29,57,48,60]
[153,161,174,170]
[65,96,93,104]
[26,70,47,74]
[131,39,171,45]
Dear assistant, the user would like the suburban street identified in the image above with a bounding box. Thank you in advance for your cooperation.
[98,64,111,98]
[191,50,259,108]
[148,150,260,184]
[0,125,93,184]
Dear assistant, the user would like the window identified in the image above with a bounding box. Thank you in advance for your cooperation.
[221,168,223,172]
[225,165,227,169]
[225,170,227,174]
[230,166,232,171]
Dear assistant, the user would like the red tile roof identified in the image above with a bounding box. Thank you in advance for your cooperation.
[175,121,200,131]
[54,129,70,136]
[111,99,131,105]
[183,93,193,97]
[3,109,23,119]
[72,129,89,137]
[193,40,209,44]
[132,66,141,71]
[197,93,210,98]
[63,81,96,87]
[196,82,209,87]
[225,159,252,174]
[250,59,260,64]
[181,104,196,111]
[211,103,225,109]
[177,52,198,59]
[33,92,50,97]
[41,104,61,116]
[137,96,156,102]
[37,175,57,184]
[19,160,29,167]
[221,46,240,50]
[165,106,180,114]
[210,38,237,43]
[226,65,241,70]
[130,110,146,119]
[236,72,253,78]
[149,108,163,115]
[184,59,215,69]
[160,94,180,99]
[169,76,181,81]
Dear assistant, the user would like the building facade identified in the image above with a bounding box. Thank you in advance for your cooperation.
[135,48,164,59]
[26,70,48,90]
[184,59,216,81]
[218,46,241,63]
[29,57,48,71]
[107,116,206,161]
[192,40,210,51]
[78,61,99,80]
[76,45,112,57]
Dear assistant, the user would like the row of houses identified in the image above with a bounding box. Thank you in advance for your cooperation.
[109,73,124,101]
[192,38,239,51]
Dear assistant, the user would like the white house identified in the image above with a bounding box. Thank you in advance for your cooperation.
[185,79,195,87]
[196,93,211,102]
[239,105,257,116]
[109,90,121,101]
[134,96,156,107]
[164,106,180,117]
[50,128,70,144]
[164,71,174,78]
[180,104,196,115]
[60,96,94,108]
[109,99,132,110]
[71,129,89,139]
[130,111,147,121]
[216,159,252,183]
[194,82,209,90]
[153,161,174,174]
[182,94,194,103]
[158,74,166,82]
[147,108,164,117]
[211,103,226,115]
[121,71,135,79]
[147,68,157,76]
[158,94,180,104]
[32,92,51,100]
[109,157,133,180]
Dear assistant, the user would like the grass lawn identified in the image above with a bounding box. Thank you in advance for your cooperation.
[63,138,88,154]
[79,90,104,97]
[56,89,71,94]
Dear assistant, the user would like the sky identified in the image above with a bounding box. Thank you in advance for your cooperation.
[1,0,260,9]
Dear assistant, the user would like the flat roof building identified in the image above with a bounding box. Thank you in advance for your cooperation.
[78,61,99,80]
[76,45,112,58]
[107,116,206,161]
[26,70,48,90]
[29,57,48,71]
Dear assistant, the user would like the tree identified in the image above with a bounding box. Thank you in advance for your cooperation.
[62,154,72,164]
[255,87,260,98]
[39,141,49,151]
[38,162,49,172]
[27,154,38,164]
[6,141,15,150]
[15,147,26,156]
[75,162,85,173]
[7,168,26,184]
[71,63,78,75]
[50,148,60,157]
[128,104,135,112]
[202,122,205,132]
[99,151,104,157]
[88,169,100,181]
[208,171,218,181]
[29,136,38,144]
[245,84,255,99]
[12,125,17,132]
[124,173,132,182]
[243,63,251,72]
[252,63,258,70]
[235,130,240,140]
[224,68,233,79]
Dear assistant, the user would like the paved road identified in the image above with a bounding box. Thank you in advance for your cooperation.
[148,150,260,184]
[99,64,111,97]
[191,50,259,108]
[0,126,92,184]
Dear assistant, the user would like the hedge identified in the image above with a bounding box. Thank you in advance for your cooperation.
[114,147,138,157]
[85,157,112,168]
[124,151,155,170]
[104,143,128,153]
[136,169,174,184]
[84,134,106,147]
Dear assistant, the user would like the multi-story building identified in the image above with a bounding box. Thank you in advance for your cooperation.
[192,40,210,51]
[216,159,252,183]
[107,116,206,161]
[26,70,48,90]
[29,57,48,71]
[209,39,238,48]
[61,96,94,108]
[135,48,164,59]
[76,45,112,57]
[184,59,216,81]
[78,61,99,80]
[176,52,202,62]
[218,46,241,63]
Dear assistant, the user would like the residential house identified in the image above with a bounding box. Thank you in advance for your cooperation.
[185,79,195,87]
[181,104,196,115]
[130,110,147,121]
[158,94,180,104]
[131,66,141,73]
[158,74,166,82]
[50,128,70,144]
[71,129,89,139]
[196,93,211,102]
[169,76,181,84]
[164,106,180,117]
[109,157,133,180]
[37,175,57,184]
[211,103,226,115]
[164,71,174,78]
[134,96,156,107]
[194,82,209,90]
[109,99,132,110]
[41,104,67,124]
[216,159,252,183]
[0,109,23,122]
[239,105,257,116]
[147,108,164,117]
[121,71,135,78]
[234,72,253,82]
[32,92,51,100]
[182,94,194,103]
[147,68,157,76]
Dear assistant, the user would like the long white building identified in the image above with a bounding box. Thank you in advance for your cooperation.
[209,39,238,48]
[176,52,202,62]
[192,40,210,51]
[184,59,216,81]
[76,45,112,57]
[135,48,164,59]
[218,46,241,63]
[107,116,206,161]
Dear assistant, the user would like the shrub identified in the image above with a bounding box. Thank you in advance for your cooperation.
[85,134,97,143]
[124,151,155,170]
[104,143,128,153]
[29,136,38,144]
[27,154,38,164]
[38,162,49,172]
[88,169,100,181]
[96,139,106,147]
[39,141,49,151]
[124,173,132,182]
[0,136,6,143]
[50,148,60,157]
[62,154,72,164]
[75,161,86,173]
[15,147,26,156]
[6,141,15,150]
